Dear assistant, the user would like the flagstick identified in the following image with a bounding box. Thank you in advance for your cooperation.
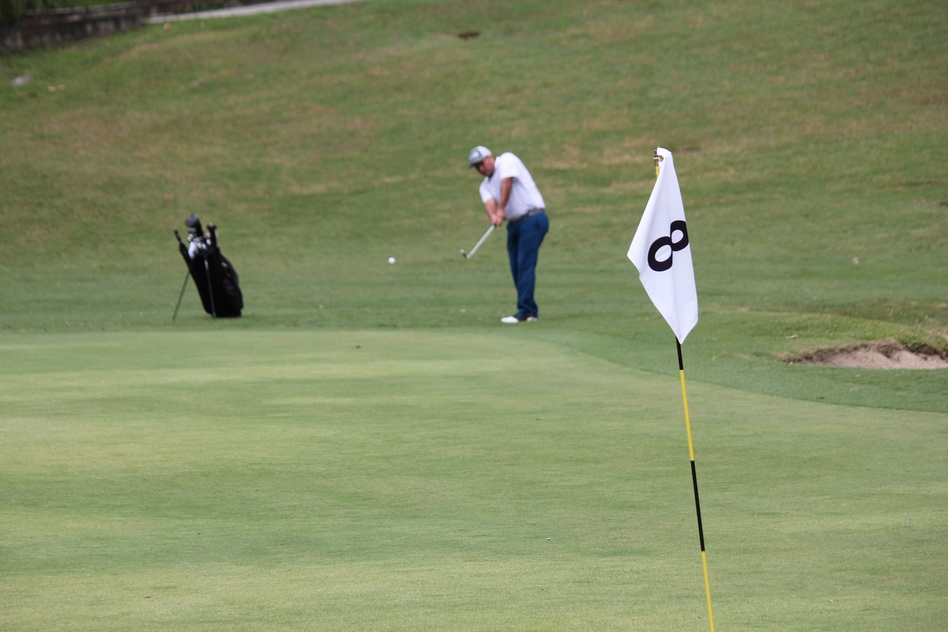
[635,148,709,628]
[677,339,715,632]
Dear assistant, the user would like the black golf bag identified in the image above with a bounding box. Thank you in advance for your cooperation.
[174,214,243,318]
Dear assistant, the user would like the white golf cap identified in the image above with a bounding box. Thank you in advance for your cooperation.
[468,145,491,166]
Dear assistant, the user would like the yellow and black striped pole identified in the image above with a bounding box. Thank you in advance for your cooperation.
[677,339,715,631]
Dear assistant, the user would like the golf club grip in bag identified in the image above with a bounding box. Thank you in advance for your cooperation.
[175,215,243,318]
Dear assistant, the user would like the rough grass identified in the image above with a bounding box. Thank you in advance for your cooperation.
[1,0,945,403]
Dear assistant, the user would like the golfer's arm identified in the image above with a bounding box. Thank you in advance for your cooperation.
[498,178,512,217]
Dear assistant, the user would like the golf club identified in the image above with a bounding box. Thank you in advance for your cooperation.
[460,224,495,259]
[172,228,190,321]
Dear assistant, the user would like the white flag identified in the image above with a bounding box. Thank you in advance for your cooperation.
[627,148,698,343]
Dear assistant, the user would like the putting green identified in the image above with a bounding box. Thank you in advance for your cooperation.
[1,330,945,630]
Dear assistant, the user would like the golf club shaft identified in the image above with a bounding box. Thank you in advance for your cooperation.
[466,224,495,258]
[172,271,189,321]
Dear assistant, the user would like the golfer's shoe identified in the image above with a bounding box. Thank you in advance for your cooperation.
[501,313,538,324]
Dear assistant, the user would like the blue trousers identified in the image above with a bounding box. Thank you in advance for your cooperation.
[506,211,549,317]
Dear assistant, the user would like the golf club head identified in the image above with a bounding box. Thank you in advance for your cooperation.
[460,249,468,259]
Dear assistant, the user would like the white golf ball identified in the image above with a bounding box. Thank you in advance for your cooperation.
[388,257,396,264]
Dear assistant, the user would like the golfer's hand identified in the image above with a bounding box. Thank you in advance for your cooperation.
[484,199,504,227]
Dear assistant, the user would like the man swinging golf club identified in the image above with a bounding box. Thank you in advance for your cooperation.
[468,145,549,324]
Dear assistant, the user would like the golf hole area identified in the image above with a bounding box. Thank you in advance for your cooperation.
[783,340,948,370]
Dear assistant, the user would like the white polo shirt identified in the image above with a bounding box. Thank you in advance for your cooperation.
[479,152,545,222]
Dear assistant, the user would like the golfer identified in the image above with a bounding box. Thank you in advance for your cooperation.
[468,145,549,324]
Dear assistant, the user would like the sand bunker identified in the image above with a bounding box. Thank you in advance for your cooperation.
[785,341,948,370]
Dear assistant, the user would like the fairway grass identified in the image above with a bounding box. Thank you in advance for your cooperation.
[2,330,945,630]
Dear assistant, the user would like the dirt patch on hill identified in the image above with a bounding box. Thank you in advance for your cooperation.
[784,340,948,370]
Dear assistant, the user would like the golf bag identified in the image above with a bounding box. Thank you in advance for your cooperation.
[174,214,243,318]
